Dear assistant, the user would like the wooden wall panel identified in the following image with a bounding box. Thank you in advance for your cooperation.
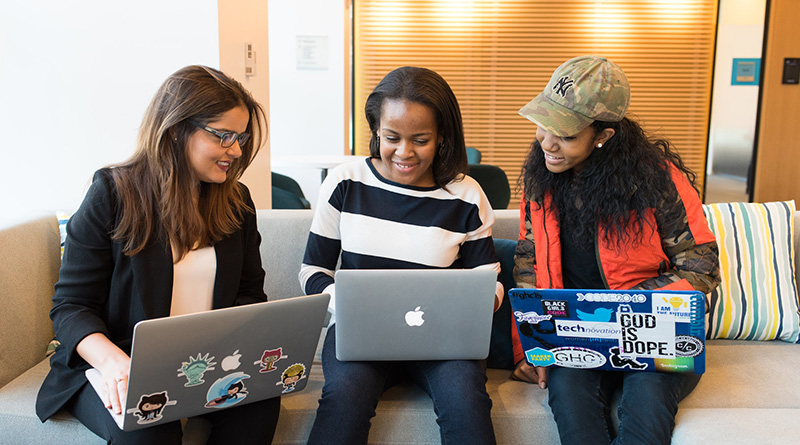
[354,0,717,207]
[753,0,800,203]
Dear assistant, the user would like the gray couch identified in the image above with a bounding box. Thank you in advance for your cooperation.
[2,209,799,444]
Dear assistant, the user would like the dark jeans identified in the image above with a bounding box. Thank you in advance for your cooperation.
[307,325,496,445]
[547,367,701,445]
[69,380,280,445]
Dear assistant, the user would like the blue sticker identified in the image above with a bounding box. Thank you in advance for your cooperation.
[576,307,614,322]
[525,347,556,367]
[205,372,250,408]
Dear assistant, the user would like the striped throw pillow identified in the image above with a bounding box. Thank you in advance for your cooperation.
[703,201,800,343]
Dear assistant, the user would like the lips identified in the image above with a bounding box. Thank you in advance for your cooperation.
[393,160,417,171]
[217,160,231,172]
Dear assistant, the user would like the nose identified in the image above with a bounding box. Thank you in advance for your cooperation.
[394,139,410,157]
[227,141,243,159]
[537,128,557,152]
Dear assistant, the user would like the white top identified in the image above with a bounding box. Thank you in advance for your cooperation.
[170,245,216,316]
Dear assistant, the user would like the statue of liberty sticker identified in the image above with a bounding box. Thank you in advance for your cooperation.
[177,353,217,387]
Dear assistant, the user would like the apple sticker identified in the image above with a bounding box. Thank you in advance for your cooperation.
[405,306,425,327]
[221,350,243,371]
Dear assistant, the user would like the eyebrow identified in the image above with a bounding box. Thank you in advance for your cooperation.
[381,128,434,137]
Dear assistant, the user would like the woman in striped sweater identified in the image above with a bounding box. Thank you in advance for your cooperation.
[300,66,501,445]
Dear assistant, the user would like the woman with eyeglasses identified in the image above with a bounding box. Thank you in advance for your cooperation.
[35,65,280,444]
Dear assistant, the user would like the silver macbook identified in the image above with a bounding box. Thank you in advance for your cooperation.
[334,269,497,361]
[85,293,329,431]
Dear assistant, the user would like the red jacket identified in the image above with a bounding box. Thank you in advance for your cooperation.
[511,166,720,364]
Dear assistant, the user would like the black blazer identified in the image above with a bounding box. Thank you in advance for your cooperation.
[36,169,268,421]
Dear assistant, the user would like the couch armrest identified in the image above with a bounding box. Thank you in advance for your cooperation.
[0,215,60,388]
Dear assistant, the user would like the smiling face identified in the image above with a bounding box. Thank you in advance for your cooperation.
[187,105,250,184]
[535,125,615,174]
[372,99,441,187]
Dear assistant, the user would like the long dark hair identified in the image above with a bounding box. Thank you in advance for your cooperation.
[364,66,467,187]
[110,65,266,259]
[521,117,697,249]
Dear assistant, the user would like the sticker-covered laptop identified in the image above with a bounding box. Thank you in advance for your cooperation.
[334,269,497,361]
[85,293,329,431]
[508,288,706,374]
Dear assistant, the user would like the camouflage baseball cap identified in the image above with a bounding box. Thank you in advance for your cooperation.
[518,56,630,137]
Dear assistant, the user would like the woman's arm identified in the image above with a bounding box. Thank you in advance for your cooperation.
[635,168,721,293]
[52,171,131,410]
[50,170,118,367]
[298,172,343,316]
[76,333,130,414]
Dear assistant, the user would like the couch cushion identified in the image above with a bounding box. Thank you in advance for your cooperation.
[257,210,313,301]
[704,201,800,343]
[0,359,104,445]
[680,339,800,410]
[0,215,60,388]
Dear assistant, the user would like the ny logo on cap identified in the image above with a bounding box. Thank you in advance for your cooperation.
[552,75,574,98]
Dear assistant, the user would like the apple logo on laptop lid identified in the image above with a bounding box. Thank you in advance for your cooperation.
[405,306,425,327]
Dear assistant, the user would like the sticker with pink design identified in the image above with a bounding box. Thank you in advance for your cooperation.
[254,347,288,373]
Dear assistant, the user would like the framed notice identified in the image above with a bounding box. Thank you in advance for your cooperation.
[731,58,760,85]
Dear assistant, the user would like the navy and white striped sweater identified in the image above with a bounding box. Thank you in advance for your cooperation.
[299,158,501,321]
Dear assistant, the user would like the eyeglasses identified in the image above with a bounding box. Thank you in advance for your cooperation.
[191,121,250,148]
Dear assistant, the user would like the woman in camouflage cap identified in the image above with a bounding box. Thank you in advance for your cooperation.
[511,56,720,444]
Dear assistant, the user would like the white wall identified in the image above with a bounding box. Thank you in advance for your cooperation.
[707,0,766,177]
[0,1,219,221]
[268,0,346,207]
[219,0,271,208]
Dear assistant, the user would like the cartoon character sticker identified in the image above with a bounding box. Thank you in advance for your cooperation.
[609,346,648,370]
[130,391,177,424]
[277,363,306,393]
[254,347,288,373]
[177,353,217,387]
[205,372,250,408]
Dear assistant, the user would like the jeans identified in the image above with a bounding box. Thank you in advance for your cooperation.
[307,325,496,445]
[547,367,701,445]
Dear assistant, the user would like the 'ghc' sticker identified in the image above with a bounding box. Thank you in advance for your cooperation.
[551,346,607,369]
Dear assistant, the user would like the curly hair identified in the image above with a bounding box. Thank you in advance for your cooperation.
[521,117,698,250]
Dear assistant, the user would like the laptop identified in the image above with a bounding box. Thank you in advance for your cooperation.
[334,269,497,361]
[508,288,706,374]
[85,293,329,431]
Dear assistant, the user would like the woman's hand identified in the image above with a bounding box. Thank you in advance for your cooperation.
[511,360,548,389]
[77,333,131,414]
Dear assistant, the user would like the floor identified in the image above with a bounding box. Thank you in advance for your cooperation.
[703,174,749,204]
